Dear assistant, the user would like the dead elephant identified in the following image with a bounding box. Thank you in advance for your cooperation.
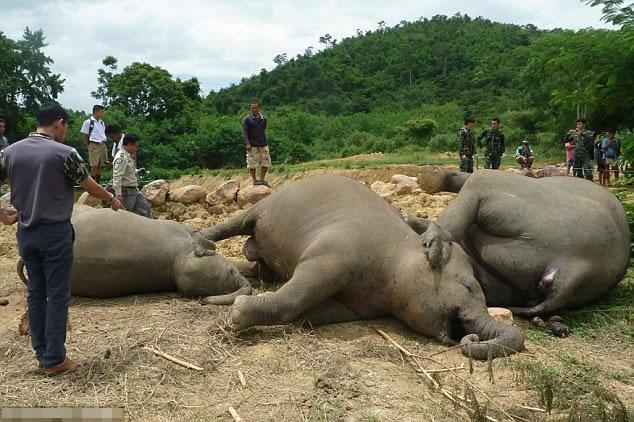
[18,205,251,303]
[201,175,525,360]
[409,167,630,335]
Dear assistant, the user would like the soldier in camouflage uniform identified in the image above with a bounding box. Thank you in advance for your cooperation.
[477,117,505,169]
[569,119,595,181]
[458,118,476,173]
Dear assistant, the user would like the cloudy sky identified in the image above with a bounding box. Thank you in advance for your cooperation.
[1,0,613,112]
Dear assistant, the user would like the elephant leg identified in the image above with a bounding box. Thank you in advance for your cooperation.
[435,187,480,242]
[230,255,352,331]
[297,297,369,327]
[200,209,257,241]
[509,264,591,318]
[417,166,471,193]
[403,214,431,235]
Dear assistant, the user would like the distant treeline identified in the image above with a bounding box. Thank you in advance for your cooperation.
[1,2,633,178]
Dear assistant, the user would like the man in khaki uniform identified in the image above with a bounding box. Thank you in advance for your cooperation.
[112,134,152,218]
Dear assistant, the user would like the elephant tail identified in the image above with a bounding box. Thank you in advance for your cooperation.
[199,273,252,306]
[17,258,27,286]
[459,310,525,360]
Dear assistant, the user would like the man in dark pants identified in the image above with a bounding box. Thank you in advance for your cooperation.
[458,118,476,173]
[0,104,121,375]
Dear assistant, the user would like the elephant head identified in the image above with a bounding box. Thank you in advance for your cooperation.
[394,237,524,360]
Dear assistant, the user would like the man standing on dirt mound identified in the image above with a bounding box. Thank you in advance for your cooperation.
[242,99,271,187]
[0,103,121,375]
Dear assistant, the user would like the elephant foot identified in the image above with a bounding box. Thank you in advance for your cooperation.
[546,315,570,337]
[230,295,257,331]
[530,315,570,337]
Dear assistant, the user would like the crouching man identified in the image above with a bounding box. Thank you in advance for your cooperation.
[112,134,152,218]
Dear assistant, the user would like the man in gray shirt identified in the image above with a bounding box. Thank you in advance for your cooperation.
[0,103,122,375]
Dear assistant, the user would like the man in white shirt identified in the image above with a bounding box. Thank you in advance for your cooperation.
[106,124,124,159]
[80,104,108,185]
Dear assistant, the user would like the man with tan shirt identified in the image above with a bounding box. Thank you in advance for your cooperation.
[112,134,152,218]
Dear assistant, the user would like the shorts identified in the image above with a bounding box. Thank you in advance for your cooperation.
[604,158,614,165]
[87,142,108,167]
[566,159,574,169]
[246,146,272,169]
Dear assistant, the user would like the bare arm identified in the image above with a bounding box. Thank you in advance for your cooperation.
[82,133,89,146]
[79,177,122,211]
[0,208,17,225]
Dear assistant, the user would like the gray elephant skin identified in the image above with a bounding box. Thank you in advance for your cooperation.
[18,205,251,304]
[201,175,525,360]
[411,167,629,321]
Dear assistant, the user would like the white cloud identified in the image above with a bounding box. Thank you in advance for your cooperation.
[0,0,613,112]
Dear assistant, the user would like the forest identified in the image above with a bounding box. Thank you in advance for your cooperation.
[0,0,633,179]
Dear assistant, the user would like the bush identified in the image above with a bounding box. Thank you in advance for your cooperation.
[402,117,437,140]
[427,133,456,152]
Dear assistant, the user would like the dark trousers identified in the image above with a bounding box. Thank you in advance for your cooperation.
[17,221,74,368]
[122,186,153,218]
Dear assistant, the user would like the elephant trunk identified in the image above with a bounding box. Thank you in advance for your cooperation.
[459,309,525,360]
[199,272,252,306]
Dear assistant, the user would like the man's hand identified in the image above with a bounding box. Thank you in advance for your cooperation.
[461,155,467,160]
[245,143,251,151]
[111,196,123,211]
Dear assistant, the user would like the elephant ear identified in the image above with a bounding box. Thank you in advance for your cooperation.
[420,222,444,269]
[191,230,217,257]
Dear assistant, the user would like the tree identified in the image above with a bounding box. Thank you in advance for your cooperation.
[108,62,187,120]
[91,56,118,106]
[273,53,288,67]
[585,0,634,27]
[319,33,335,47]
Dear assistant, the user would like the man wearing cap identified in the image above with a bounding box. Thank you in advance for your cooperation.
[515,140,534,169]
[80,104,108,185]
[458,118,476,173]
[568,118,595,181]
[0,103,121,375]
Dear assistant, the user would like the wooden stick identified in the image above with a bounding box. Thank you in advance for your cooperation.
[143,346,204,371]
[228,407,242,421]
[237,370,247,387]
[516,404,546,413]
[424,364,465,373]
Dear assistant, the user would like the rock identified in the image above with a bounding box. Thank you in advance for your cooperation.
[236,185,272,207]
[394,183,413,195]
[77,192,102,208]
[543,165,568,177]
[0,191,16,212]
[169,185,206,204]
[487,307,513,325]
[142,179,169,206]
[208,180,240,205]
[532,168,545,178]
[0,298,8,306]
[370,181,396,198]
[391,174,418,188]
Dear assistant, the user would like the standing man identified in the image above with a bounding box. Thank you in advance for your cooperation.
[242,99,271,187]
[0,118,9,151]
[106,124,124,160]
[570,119,595,181]
[477,117,505,169]
[601,130,621,184]
[112,134,152,218]
[0,119,9,185]
[81,104,108,185]
[0,103,121,375]
[458,118,476,173]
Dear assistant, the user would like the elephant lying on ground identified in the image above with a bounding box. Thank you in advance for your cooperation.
[408,167,629,334]
[18,205,251,304]
[201,175,525,360]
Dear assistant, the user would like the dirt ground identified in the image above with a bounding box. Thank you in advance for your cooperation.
[0,167,632,421]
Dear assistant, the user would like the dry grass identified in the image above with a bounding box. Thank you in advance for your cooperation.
[0,167,632,421]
